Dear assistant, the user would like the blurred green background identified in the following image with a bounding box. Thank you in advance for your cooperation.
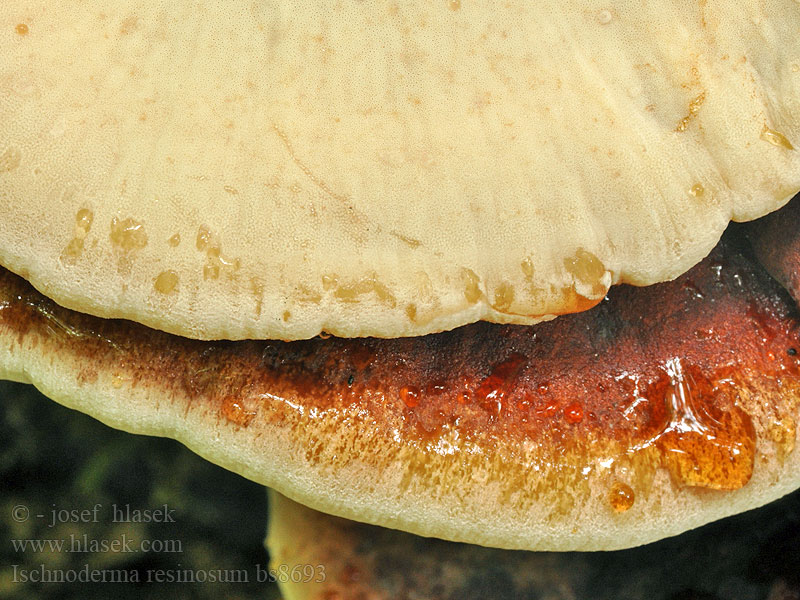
[0,380,279,599]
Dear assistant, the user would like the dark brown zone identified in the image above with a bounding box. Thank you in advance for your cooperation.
[0,202,799,494]
[748,198,800,304]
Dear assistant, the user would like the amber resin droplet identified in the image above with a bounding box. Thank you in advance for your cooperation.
[564,401,584,424]
[651,359,756,491]
[473,353,526,415]
[400,386,420,409]
[609,482,635,513]
[221,396,256,427]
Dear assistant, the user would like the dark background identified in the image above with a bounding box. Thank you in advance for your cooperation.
[0,380,278,599]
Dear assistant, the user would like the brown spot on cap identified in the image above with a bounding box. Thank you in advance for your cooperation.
[0,148,22,173]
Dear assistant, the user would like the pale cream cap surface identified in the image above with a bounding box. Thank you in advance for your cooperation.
[2,1,799,339]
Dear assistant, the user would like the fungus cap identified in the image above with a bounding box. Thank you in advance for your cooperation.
[2,1,800,340]
[1,206,799,551]
[3,0,800,562]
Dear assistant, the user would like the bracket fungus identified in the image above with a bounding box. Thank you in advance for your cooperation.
[2,1,800,598]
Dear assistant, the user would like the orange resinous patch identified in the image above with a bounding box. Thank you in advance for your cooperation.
[0,229,799,502]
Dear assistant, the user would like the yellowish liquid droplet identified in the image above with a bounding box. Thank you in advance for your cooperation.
[521,257,534,280]
[406,303,418,322]
[333,275,397,308]
[564,248,607,297]
[689,183,705,198]
[761,126,795,150]
[110,217,148,251]
[492,282,515,312]
[154,270,179,294]
[76,208,93,233]
[168,233,181,247]
[61,208,95,264]
[461,268,482,304]
[196,226,211,251]
[15,23,29,36]
[449,0,461,10]
[193,226,240,280]
[675,92,706,132]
